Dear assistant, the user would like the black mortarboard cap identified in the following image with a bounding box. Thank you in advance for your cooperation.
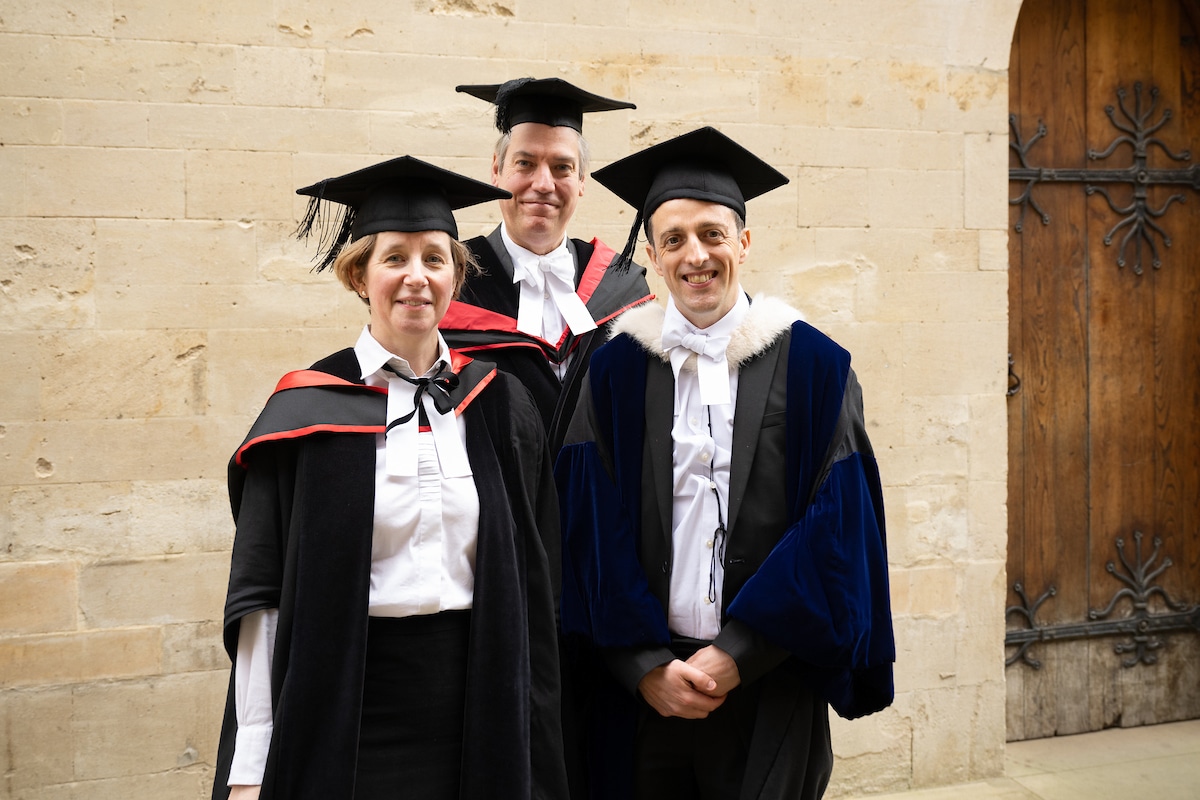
[456,77,636,133]
[295,156,510,272]
[590,126,789,269]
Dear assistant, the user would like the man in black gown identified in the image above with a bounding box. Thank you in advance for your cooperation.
[441,77,654,452]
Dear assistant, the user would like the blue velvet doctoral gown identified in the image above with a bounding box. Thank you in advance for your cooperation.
[555,299,895,798]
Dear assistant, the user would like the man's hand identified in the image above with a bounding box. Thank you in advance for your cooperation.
[637,659,727,719]
[686,645,741,697]
[229,786,261,800]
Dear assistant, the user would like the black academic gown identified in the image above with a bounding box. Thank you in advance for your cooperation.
[555,299,895,799]
[440,226,653,452]
[212,348,568,800]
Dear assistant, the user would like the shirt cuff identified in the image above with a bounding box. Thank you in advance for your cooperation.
[228,723,272,786]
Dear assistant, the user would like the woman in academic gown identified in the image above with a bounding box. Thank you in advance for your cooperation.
[211,157,569,800]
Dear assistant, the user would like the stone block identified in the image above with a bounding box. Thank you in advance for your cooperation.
[948,0,1025,70]
[815,229,983,276]
[0,144,28,216]
[94,281,341,331]
[859,270,1007,325]
[1,98,63,146]
[828,704,913,796]
[6,483,132,561]
[0,218,97,331]
[0,332,41,419]
[886,482,970,567]
[37,330,209,421]
[787,255,872,323]
[978,227,1009,271]
[0,562,77,635]
[968,479,1007,562]
[628,0,758,33]
[909,685,972,785]
[909,681,1006,786]
[758,61,831,127]
[61,100,149,148]
[0,418,239,485]
[233,46,325,108]
[903,321,1007,396]
[968,394,1007,483]
[629,66,759,124]
[95,218,258,288]
[256,220,332,283]
[894,616,959,692]
[79,553,228,628]
[184,150,293,222]
[324,51,499,112]
[901,394,970,449]
[130,479,234,555]
[0,1,114,35]
[780,125,964,172]
[0,35,241,105]
[71,671,227,781]
[795,167,870,228]
[206,327,362,418]
[908,565,960,618]
[0,686,75,791]
[163,621,229,674]
[0,628,161,688]
[956,560,1007,686]
[112,0,277,46]
[965,131,1009,230]
[867,169,964,230]
[28,768,214,800]
[150,102,371,154]
[26,147,185,219]
[881,442,969,492]
[500,0,618,25]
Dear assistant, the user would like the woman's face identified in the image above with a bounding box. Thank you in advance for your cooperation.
[354,230,457,358]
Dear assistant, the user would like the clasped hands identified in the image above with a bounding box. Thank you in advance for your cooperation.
[637,644,740,719]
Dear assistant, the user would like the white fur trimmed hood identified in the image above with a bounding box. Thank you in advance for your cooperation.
[611,294,804,371]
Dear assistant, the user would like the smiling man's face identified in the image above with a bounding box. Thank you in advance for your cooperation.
[492,122,585,255]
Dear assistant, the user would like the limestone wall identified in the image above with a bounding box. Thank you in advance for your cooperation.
[0,1,1022,796]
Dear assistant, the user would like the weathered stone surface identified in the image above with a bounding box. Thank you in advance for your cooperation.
[0,218,97,331]
[38,330,209,421]
[71,671,227,781]
[0,627,161,688]
[0,562,77,635]
[0,686,75,791]
[79,554,228,628]
[26,147,186,218]
[1,98,64,146]
[162,621,229,674]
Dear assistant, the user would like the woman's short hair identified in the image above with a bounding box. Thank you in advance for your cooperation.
[333,232,480,304]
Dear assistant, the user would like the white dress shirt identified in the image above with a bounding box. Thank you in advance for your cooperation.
[662,292,750,641]
[501,224,597,381]
[228,326,480,785]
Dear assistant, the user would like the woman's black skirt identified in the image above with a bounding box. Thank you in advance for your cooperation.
[355,611,471,800]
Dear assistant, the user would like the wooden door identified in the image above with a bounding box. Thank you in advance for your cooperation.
[1007,0,1200,741]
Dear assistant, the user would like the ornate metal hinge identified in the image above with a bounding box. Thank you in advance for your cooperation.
[1005,530,1200,669]
[1010,83,1199,275]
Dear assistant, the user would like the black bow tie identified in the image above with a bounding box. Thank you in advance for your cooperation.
[382,363,460,431]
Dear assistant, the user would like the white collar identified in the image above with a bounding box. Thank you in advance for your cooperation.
[354,325,451,381]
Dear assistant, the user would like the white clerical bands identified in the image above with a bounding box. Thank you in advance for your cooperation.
[513,252,597,339]
[662,324,733,407]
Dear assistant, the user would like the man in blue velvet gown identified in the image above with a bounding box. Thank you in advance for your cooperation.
[555,127,895,800]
